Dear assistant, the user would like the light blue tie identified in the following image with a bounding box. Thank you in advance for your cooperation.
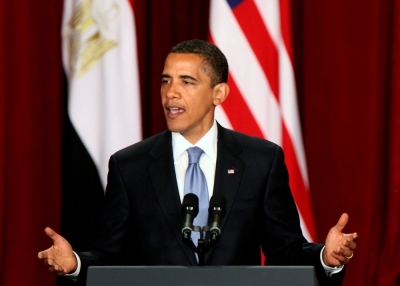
[184,147,209,247]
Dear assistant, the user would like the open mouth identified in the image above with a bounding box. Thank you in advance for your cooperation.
[167,107,185,115]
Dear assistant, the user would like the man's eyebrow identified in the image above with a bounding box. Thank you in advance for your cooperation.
[161,74,199,82]
[179,75,198,82]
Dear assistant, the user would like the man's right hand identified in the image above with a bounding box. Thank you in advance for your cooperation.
[38,227,77,276]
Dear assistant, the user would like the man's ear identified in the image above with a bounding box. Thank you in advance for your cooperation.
[213,83,229,106]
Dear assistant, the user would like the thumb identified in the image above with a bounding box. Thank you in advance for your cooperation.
[333,213,349,232]
[38,227,60,259]
[44,227,60,243]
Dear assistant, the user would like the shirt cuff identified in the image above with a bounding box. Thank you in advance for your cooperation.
[64,251,81,281]
[320,246,344,276]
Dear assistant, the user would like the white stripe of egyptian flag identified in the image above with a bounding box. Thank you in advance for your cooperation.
[62,0,142,188]
[210,0,317,244]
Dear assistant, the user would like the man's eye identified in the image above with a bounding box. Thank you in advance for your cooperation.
[162,79,170,84]
[183,81,191,85]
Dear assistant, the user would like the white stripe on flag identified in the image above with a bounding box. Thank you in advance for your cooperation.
[299,211,313,242]
[215,105,233,130]
[62,0,142,188]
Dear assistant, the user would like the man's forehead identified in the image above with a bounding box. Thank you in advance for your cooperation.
[164,53,204,66]
[163,53,208,76]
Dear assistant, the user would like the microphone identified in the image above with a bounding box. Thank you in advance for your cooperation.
[208,194,226,237]
[181,193,199,237]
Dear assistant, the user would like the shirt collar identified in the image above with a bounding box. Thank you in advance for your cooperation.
[172,121,218,163]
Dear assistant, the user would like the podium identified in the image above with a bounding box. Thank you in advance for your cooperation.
[87,266,319,286]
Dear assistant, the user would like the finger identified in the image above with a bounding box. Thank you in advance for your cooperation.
[343,232,358,240]
[38,250,47,259]
[38,248,54,259]
[342,232,359,249]
[330,251,349,265]
[43,258,50,266]
[54,264,61,272]
[57,271,66,276]
[336,246,353,258]
[342,237,357,251]
[54,265,67,276]
[48,260,58,273]
[333,213,349,232]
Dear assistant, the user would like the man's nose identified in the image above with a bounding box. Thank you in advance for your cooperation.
[165,83,181,99]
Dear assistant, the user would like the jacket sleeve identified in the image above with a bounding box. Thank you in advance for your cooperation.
[76,154,131,285]
[261,146,345,285]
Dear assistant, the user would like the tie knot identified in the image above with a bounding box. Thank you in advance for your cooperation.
[187,147,204,164]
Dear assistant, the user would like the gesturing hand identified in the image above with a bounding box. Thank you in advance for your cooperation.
[323,213,359,267]
[38,227,77,276]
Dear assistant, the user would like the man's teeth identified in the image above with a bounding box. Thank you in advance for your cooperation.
[169,107,182,114]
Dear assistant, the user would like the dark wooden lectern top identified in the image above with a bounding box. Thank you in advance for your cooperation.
[87,266,319,286]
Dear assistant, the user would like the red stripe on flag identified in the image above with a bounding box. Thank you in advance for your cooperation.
[282,125,317,241]
[232,0,280,102]
[279,0,294,65]
[223,73,265,138]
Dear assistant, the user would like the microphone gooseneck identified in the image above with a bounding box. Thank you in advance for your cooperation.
[208,194,227,237]
[181,193,199,235]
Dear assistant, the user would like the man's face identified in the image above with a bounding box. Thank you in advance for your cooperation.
[161,53,220,144]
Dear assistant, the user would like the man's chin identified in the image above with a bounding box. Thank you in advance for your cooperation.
[166,122,185,134]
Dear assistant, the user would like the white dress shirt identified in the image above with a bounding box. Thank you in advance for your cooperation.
[172,120,218,201]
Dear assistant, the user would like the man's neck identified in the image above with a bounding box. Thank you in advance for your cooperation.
[180,122,215,145]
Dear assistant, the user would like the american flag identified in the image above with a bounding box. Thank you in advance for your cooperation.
[209,0,317,245]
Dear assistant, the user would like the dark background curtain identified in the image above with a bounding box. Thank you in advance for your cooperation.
[0,0,399,285]
[0,1,64,286]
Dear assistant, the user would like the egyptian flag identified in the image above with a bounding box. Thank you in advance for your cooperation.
[209,0,317,250]
[60,0,141,252]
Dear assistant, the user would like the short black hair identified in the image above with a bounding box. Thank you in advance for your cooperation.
[170,39,228,87]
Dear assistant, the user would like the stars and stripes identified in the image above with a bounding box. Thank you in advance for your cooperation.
[210,0,317,243]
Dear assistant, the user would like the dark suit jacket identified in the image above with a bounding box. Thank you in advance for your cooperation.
[77,123,344,285]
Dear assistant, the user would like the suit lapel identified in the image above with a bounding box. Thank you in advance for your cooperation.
[147,131,197,265]
[213,125,244,217]
[204,124,244,263]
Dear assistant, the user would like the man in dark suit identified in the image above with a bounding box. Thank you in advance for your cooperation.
[39,39,358,285]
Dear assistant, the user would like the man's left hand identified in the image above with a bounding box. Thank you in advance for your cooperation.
[323,213,358,267]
